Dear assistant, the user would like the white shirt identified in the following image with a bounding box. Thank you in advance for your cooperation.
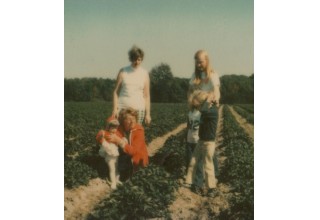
[187,110,201,143]
[119,65,149,110]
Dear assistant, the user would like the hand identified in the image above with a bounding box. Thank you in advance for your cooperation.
[106,133,121,145]
[144,114,151,126]
[112,110,119,119]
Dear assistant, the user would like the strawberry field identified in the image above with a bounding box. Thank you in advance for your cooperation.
[218,106,254,219]
[64,102,188,188]
[234,104,254,124]
[64,103,254,219]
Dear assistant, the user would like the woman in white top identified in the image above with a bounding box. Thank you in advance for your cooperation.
[186,50,221,195]
[188,50,220,105]
[112,46,151,125]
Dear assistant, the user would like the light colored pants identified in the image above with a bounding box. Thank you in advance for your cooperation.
[185,141,217,188]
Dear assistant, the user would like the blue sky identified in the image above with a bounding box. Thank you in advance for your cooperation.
[65,0,253,79]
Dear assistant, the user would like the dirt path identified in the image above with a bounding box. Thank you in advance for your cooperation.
[169,105,232,219]
[229,105,254,140]
[147,123,187,156]
[64,123,187,220]
[64,178,111,220]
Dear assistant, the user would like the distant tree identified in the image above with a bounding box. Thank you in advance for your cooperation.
[220,75,254,104]
[149,63,173,83]
[149,63,174,102]
[64,71,253,104]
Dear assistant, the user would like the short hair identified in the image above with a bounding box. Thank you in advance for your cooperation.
[128,45,144,62]
[118,107,139,124]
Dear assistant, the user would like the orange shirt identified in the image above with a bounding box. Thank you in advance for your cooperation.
[96,129,123,144]
[118,124,149,171]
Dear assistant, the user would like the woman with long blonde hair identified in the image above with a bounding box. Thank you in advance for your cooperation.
[185,50,221,196]
[188,50,220,106]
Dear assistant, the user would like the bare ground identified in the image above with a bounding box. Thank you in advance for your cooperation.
[169,105,233,220]
[64,178,111,220]
[64,123,187,220]
[147,123,187,157]
[228,106,254,140]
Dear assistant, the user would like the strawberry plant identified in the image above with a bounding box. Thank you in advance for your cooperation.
[233,105,254,124]
[64,102,188,188]
[88,130,186,219]
[88,164,179,220]
[218,106,254,220]
[64,160,98,188]
[236,104,254,114]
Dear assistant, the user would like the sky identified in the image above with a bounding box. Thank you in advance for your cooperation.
[65,0,253,79]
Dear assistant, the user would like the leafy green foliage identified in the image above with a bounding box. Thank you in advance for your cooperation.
[218,106,254,220]
[64,102,187,190]
[236,104,254,114]
[89,130,186,219]
[220,74,254,104]
[151,134,186,179]
[234,105,254,124]
[144,103,187,143]
[64,72,254,104]
[64,160,98,188]
[88,165,179,220]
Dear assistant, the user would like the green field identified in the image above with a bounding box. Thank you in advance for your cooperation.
[64,103,254,219]
[64,102,188,187]
[234,104,254,124]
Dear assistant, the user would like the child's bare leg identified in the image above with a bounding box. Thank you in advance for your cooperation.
[115,158,122,185]
[107,158,117,190]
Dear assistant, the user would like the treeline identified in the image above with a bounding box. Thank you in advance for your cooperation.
[64,63,253,104]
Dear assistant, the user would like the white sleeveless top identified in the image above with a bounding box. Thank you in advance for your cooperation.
[118,65,148,111]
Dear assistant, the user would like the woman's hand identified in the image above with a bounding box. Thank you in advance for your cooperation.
[111,110,119,119]
[106,133,121,145]
[144,114,151,126]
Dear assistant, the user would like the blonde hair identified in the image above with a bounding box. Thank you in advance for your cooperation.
[188,90,209,109]
[192,50,215,85]
[118,107,138,124]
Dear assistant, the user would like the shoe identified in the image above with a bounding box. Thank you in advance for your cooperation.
[207,188,219,198]
[191,185,203,195]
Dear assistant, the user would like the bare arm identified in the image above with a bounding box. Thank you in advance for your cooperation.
[112,70,124,118]
[214,85,221,106]
[207,73,221,107]
[143,74,151,125]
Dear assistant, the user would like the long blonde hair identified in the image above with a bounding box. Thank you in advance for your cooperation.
[193,50,215,85]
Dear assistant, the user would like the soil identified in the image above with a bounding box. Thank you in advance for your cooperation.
[64,123,187,220]
[228,106,254,140]
[147,123,187,157]
[64,178,110,220]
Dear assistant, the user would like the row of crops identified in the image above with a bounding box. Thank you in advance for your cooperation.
[64,102,188,188]
[64,103,254,219]
[218,106,254,219]
[86,105,254,219]
[234,104,254,124]
[88,131,186,219]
